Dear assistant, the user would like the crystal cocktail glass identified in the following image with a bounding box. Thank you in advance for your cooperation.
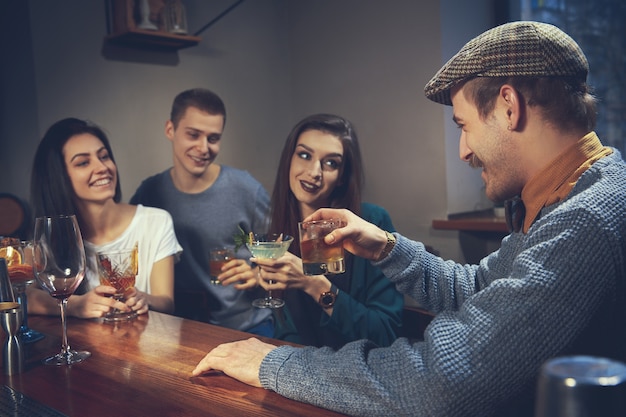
[97,244,138,322]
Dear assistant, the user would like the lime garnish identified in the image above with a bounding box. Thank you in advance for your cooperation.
[233,225,252,252]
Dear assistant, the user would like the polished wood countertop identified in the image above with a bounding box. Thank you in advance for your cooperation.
[1,311,346,416]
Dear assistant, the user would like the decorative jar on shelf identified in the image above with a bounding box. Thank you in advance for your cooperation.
[163,0,188,35]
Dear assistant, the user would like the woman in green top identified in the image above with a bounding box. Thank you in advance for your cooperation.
[253,114,403,348]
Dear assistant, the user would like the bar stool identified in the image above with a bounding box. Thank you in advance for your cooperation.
[535,355,626,417]
[0,193,30,240]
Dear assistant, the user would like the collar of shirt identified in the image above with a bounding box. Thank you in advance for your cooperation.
[517,132,612,234]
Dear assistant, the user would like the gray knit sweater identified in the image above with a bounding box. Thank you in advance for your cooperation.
[259,150,626,416]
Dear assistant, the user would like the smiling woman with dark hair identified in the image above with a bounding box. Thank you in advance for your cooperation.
[28,118,181,319]
[253,113,403,349]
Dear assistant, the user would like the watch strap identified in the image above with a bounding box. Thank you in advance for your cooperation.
[330,283,338,295]
[377,231,396,261]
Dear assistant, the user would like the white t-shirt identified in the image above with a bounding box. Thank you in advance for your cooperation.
[84,205,182,294]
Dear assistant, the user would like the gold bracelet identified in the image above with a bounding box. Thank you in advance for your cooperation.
[377,231,396,261]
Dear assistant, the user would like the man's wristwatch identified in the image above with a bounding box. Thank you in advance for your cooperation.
[376,231,396,261]
[318,284,339,309]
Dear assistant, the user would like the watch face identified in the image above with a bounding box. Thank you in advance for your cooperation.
[320,292,336,308]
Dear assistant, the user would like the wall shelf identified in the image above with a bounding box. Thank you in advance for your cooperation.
[105,29,200,51]
[106,0,200,51]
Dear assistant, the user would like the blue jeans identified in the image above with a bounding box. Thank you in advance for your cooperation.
[246,318,274,338]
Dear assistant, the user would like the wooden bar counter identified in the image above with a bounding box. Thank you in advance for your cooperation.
[1,311,346,416]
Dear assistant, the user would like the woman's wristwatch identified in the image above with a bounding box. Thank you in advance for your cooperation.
[318,284,339,309]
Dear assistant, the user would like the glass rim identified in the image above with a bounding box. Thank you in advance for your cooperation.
[298,219,346,227]
[35,214,77,220]
[247,233,294,244]
[209,246,235,251]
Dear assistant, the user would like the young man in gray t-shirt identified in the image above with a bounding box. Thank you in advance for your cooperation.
[131,88,272,336]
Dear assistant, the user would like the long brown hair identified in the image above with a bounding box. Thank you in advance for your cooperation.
[269,114,363,256]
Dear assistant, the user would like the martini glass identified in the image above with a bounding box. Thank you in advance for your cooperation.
[247,233,293,309]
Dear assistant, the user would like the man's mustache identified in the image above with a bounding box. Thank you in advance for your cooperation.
[469,155,484,169]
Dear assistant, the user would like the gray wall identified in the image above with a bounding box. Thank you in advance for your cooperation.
[0,0,495,264]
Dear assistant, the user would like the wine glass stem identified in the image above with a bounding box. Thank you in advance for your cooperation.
[59,298,71,355]
[259,266,274,300]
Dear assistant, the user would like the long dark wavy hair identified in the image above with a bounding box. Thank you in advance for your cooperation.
[269,113,364,256]
[30,118,122,220]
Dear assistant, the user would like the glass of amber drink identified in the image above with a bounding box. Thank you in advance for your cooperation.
[0,237,45,343]
[298,219,346,275]
[208,247,236,285]
[97,244,138,322]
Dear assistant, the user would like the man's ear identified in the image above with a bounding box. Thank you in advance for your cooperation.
[500,84,522,131]
[165,120,175,140]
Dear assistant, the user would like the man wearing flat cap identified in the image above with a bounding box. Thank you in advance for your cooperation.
[192,22,626,417]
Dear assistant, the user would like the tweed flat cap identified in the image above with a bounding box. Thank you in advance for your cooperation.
[424,21,589,105]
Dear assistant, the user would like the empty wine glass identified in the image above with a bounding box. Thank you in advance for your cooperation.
[32,215,91,365]
[247,233,293,309]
